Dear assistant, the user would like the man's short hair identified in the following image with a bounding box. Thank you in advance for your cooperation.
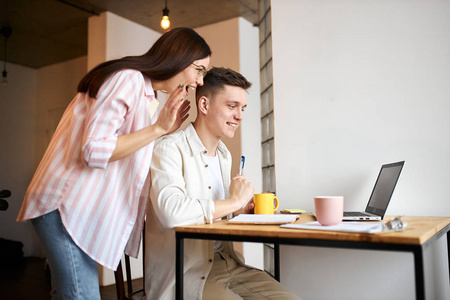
[196,67,252,103]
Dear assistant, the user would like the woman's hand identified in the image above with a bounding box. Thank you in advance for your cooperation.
[154,85,191,135]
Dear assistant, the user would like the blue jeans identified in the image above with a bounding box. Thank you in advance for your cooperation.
[31,210,101,300]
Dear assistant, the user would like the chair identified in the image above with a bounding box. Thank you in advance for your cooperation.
[114,225,145,300]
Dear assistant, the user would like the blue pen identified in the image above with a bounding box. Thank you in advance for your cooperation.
[239,156,245,175]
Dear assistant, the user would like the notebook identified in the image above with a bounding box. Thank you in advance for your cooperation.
[343,161,404,221]
[227,214,299,225]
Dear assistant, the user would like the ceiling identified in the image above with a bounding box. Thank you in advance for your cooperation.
[0,0,259,69]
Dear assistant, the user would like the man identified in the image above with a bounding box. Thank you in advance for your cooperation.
[144,67,300,300]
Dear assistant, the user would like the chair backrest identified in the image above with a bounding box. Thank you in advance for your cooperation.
[114,224,145,300]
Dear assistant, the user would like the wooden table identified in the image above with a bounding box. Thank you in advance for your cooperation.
[175,214,450,300]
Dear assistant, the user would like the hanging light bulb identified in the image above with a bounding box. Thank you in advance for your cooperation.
[1,26,12,87]
[161,15,170,30]
[160,0,170,30]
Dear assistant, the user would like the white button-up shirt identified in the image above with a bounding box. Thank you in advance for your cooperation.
[145,123,245,300]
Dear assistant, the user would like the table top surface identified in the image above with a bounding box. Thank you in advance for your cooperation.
[175,214,450,246]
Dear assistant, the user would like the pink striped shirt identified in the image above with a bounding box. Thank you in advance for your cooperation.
[17,69,158,270]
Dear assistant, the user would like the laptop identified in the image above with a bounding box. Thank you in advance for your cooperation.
[343,161,405,221]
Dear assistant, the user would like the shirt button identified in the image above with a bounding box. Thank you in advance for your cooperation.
[205,164,208,168]
[201,276,206,280]
[208,186,211,189]
[209,259,213,263]
[203,150,207,154]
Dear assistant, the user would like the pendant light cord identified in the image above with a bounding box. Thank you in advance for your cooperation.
[3,37,6,72]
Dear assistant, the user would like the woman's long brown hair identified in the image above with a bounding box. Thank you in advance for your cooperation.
[77,27,211,98]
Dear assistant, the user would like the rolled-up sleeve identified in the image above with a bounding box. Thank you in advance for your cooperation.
[150,138,215,229]
[81,71,143,168]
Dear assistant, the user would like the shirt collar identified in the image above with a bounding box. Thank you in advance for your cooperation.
[144,76,159,118]
[185,123,229,158]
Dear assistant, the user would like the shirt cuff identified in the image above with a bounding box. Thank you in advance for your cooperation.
[199,198,215,224]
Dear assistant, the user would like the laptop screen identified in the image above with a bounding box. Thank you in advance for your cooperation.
[366,161,404,217]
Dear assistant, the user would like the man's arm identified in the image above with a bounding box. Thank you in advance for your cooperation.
[150,139,215,228]
[212,175,254,220]
[150,136,254,227]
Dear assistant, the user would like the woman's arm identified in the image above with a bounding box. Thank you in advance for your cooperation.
[82,71,190,167]
[109,87,190,162]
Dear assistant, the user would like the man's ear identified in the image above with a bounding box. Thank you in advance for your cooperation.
[198,96,209,115]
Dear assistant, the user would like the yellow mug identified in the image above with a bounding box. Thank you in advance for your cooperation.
[254,193,279,214]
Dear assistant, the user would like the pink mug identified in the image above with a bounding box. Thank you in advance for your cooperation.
[314,196,344,226]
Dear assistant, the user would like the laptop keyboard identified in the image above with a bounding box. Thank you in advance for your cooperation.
[344,211,372,217]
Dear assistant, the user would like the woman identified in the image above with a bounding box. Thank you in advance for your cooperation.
[17,27,211,299]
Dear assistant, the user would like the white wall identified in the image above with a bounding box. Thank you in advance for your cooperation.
[237,17,263,269]
[88,12,161,70]
[271,0,450,299]
[0,63,39,256]
[34,56,88,168]
[0,58,88,258]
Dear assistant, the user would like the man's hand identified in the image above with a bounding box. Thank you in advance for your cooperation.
[212,175,254,220]
[229,175,254,209]
[233,198,255,217]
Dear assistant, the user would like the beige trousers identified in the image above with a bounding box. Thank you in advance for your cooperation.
[203,252,301,300]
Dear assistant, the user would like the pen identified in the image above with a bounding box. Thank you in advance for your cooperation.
[239,156,245,175]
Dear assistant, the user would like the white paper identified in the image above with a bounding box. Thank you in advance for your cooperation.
[281,221,385,233]
[228,214,299,224]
